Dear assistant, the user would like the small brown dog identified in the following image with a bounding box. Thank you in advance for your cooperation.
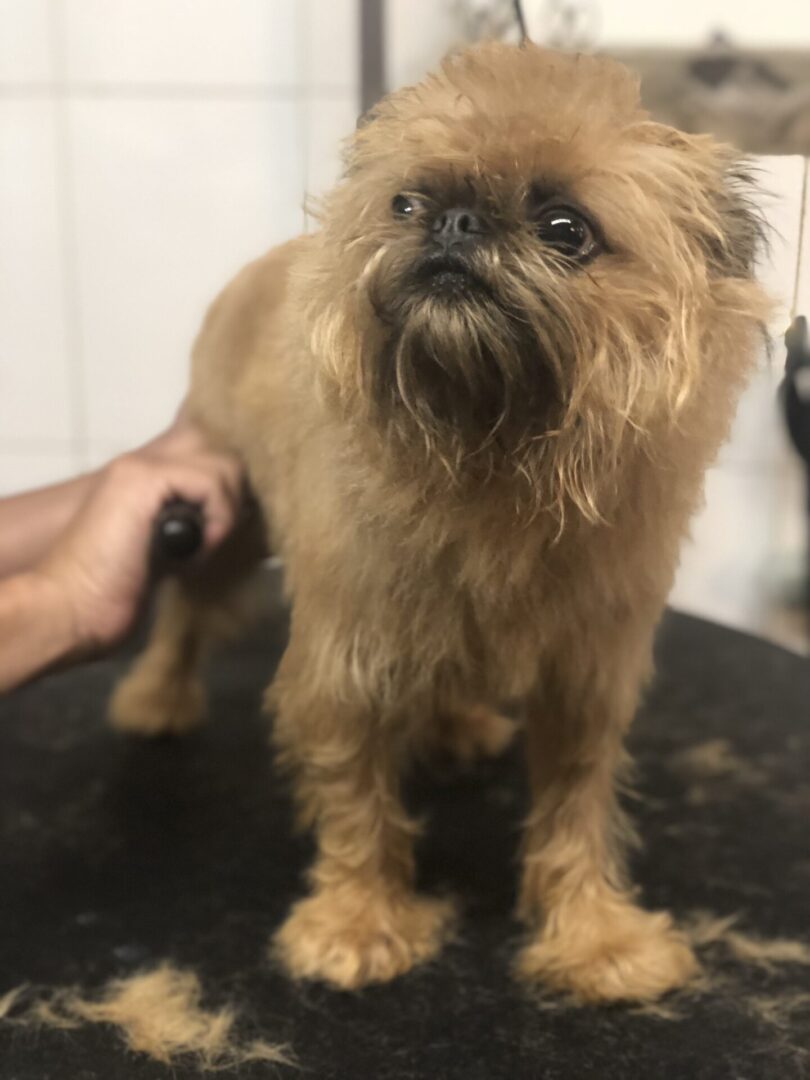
[110,43,769,1003]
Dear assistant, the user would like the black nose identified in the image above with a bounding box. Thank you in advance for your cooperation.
[432,206,483,248]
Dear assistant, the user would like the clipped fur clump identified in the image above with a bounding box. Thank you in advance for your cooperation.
[668,737,771,806]
[0,965,291,1071]
[0,987,25,1020]
[108,42,771,1005]
[686,913,810,972]
[685,915,810,1060]
[669,737,769,786]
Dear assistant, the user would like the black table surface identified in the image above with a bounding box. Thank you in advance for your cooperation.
[1,582,809,1080]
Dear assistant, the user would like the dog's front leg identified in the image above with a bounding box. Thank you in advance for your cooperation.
[516,620,696,1003]
[270,635,454,990]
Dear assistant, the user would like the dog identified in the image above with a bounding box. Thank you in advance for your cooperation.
[109,43,769,1003]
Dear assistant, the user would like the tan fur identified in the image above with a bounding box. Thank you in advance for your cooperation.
[670,738,769,786]
[0,987,24,1020]
[110,44,770,1002]
[687,913,810,971]
[419,705,518,764]
[0,966,291,1069]
[6,916,808,1062]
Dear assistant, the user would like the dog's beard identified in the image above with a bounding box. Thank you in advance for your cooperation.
[313,238,649,522]
[365,253,561,462]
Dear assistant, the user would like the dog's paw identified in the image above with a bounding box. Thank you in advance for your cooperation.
[516,903,697,1003]
[108,667,205,737]
[274,887,455,990]
[427,706,517,766]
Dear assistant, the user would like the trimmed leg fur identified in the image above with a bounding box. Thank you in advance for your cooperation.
[517,622,697,1003]
[270,634,454,989]
[109,580,208,737]
[108,518,266,738]
[421,705,517,766]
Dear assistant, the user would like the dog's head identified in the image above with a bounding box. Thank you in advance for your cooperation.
[300,44,768,517]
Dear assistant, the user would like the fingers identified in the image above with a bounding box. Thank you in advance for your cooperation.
[103,447,244,556]
[166,455,242,551]
[30,420,247,655]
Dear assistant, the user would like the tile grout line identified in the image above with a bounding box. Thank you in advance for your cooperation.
[0,438,81,454]
[298,0,312,233]
[47,0,89,473]
[0,82,357,99]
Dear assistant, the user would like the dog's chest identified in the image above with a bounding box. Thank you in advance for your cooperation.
[398,527,550,701]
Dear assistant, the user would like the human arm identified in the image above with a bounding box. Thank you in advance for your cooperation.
[0,415,243,693]
[0,472,98,578]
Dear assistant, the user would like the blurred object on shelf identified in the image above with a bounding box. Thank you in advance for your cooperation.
[612,38,810,154]
[536,0,600,50]
[450,0,521,43]
[446,5,810,152]
[452,0,599,49]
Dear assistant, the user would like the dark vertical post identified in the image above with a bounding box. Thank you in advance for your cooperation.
[360,0,386,116]
[513,0,527,40]
[782,316,810,629]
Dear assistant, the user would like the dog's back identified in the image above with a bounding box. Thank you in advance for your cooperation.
[187,236,307,458]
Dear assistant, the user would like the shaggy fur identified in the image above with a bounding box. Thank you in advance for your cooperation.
[0,966,291,1069]
[109,43,770,1003]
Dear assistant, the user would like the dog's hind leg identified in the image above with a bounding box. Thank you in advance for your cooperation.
[108,516,267,737]
[417,704,517,769]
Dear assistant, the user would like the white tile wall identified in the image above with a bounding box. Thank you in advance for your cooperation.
[385,0,460,88]
[670,465,779,631]
[70,97,303,447]
[304,92,357,203]
[305,0,359,90]
[0,0,53,83]
[0,0,358,493]
[0,450,76,492]
[63,0,300,88]
[0,100,73,446]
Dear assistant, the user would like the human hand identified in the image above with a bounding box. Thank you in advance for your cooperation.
[35,409,243,654]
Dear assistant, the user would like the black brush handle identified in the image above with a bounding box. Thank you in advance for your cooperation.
[151,496,204,568]
[783,315,810,471]
[782,316,810,614]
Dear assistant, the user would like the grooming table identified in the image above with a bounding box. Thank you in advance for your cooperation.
[1,572,809,1080]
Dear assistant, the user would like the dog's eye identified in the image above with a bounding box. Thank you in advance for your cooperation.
[535,206,598,261]
[392,193,420,218]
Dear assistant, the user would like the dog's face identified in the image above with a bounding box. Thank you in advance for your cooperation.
[302,44,766,513]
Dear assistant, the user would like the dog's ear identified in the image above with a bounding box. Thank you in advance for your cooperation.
[636,122,767,280]
[705,160,768,279]
[342,101,384,176]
